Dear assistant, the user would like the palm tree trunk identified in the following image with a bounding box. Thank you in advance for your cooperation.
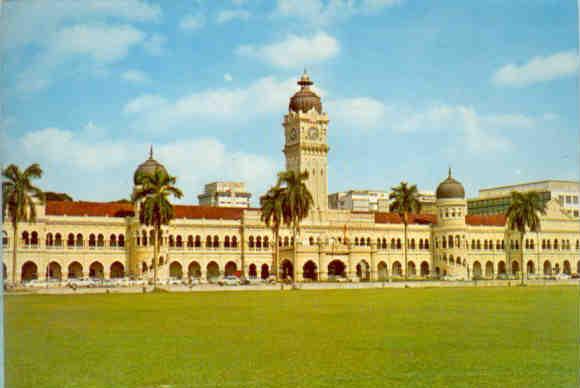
[292,226,297,285]
[520,233,525,286]
[153,225,159,290]
[403,216,408,282]
[273,230,279,281]
[11,223,18,286]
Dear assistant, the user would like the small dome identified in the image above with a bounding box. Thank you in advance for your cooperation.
[289,70,322,114]
[436,168,465,199]
[133,146,168,184]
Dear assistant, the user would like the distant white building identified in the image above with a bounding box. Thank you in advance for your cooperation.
[197,182,251,208]
[328,190,435,213]
[477,180,580,218]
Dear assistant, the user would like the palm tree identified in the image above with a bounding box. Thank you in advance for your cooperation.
[260,185,286,281]
[389,182,421,281]
[132,168,183,289]
[506,190,546,285]
[2,163,45,286]
[277,170,313,283]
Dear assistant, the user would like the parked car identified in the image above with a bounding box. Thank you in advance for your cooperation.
[443,274,464,281]
[218,276,240,286]
[556,273,571,280]
[189,277,201,286]
[167,277,182,286]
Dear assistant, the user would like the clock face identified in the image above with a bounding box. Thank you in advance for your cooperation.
[308,127,319,140]
[289,128,297,141]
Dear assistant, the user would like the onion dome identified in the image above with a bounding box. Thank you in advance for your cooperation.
[289,70,322,114]
[133,146,168,184]
[436,168,465,199]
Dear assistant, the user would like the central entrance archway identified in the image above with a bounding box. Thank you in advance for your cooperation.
[356,260,370,281]
[328,260,346,280]
[303,260,317,281]
[280,260,293,280]
[21,261,38,282]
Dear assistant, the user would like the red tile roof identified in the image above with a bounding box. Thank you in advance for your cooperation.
[45,201,243,220]
[46,201,134,217]
[173,205,243,220]
[465,214,506,226]
[374,212,436,225]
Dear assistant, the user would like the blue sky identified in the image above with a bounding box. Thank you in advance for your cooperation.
[1,0,578,205]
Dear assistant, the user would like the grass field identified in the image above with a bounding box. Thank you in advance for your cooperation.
[6,286,579,388]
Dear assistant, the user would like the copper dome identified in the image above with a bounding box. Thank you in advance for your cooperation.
[133,146,168,184]
[289,71,322,114]
[436,169,465,199]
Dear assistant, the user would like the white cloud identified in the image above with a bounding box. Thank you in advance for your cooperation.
[327,97,388,131]
[1,0,161,50]
[2,127,278,203]
[217,9,251,23]
[123,76,312,132]
[274,0,401,25]
[51,24,144,63]
[236,32,339,68]
[121,69,151,84]
[224,73,233,82]
[492,50,579,87]
[327,99,539,153]
[142,33,166,56]
[15,23,146,92]
[179,13,205,31]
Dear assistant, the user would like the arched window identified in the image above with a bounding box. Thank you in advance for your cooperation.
[187,235,194,248]
[419,239,424,250]
[366,237,371,246]
[213,235,219,248]
[530,239,534,250]
[231,236,238,248]
[22,231,30,246]
[263,236,269,248]
[76,233,83,247]
[354,237,359,246]
[424,239,429,249]
[195,235,201,248]
[284,236,289,247]
[224,236,231,248]
[30,231,38,246]
[382,238,387,249]
[169,235,175,247]
[484,240,488,250]
[2,231,8,247]
[176,235,183,248]
[410,239,416,250]
[46,233,53,247]
[455,235,460,247]
[448,236,453,248]
[97,234,104,248]
[118,234,125,247]
[476,240,481,250]
[206,236,212,248]
[67,233,75,247]
[554,239,558,250]
[442,238,447,249]
[391,238,396,249]
[142,231,148,247]
[396,238,402,249]
[256,236,262,248]
[249,236,255,248]
[54,233,62,247]
[89,234,96,248]
[110,234,117,247]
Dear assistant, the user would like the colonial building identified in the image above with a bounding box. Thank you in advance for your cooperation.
[3,72,579,284]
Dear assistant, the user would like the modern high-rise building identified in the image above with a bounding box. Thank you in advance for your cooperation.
[471,180,580,217]
[197,182,251,208]
[328,190,436,214]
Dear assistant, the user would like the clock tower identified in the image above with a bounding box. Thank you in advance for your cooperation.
[283,71,330,211]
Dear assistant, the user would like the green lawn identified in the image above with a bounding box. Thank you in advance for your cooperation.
[6,286,579,388]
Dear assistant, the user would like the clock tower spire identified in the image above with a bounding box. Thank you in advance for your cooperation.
[283,71,329,211]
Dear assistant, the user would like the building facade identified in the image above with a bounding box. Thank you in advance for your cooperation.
[328,190,435,214]
[3,72,580,284]
[475,180,580,218]
[197,182,251,208]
